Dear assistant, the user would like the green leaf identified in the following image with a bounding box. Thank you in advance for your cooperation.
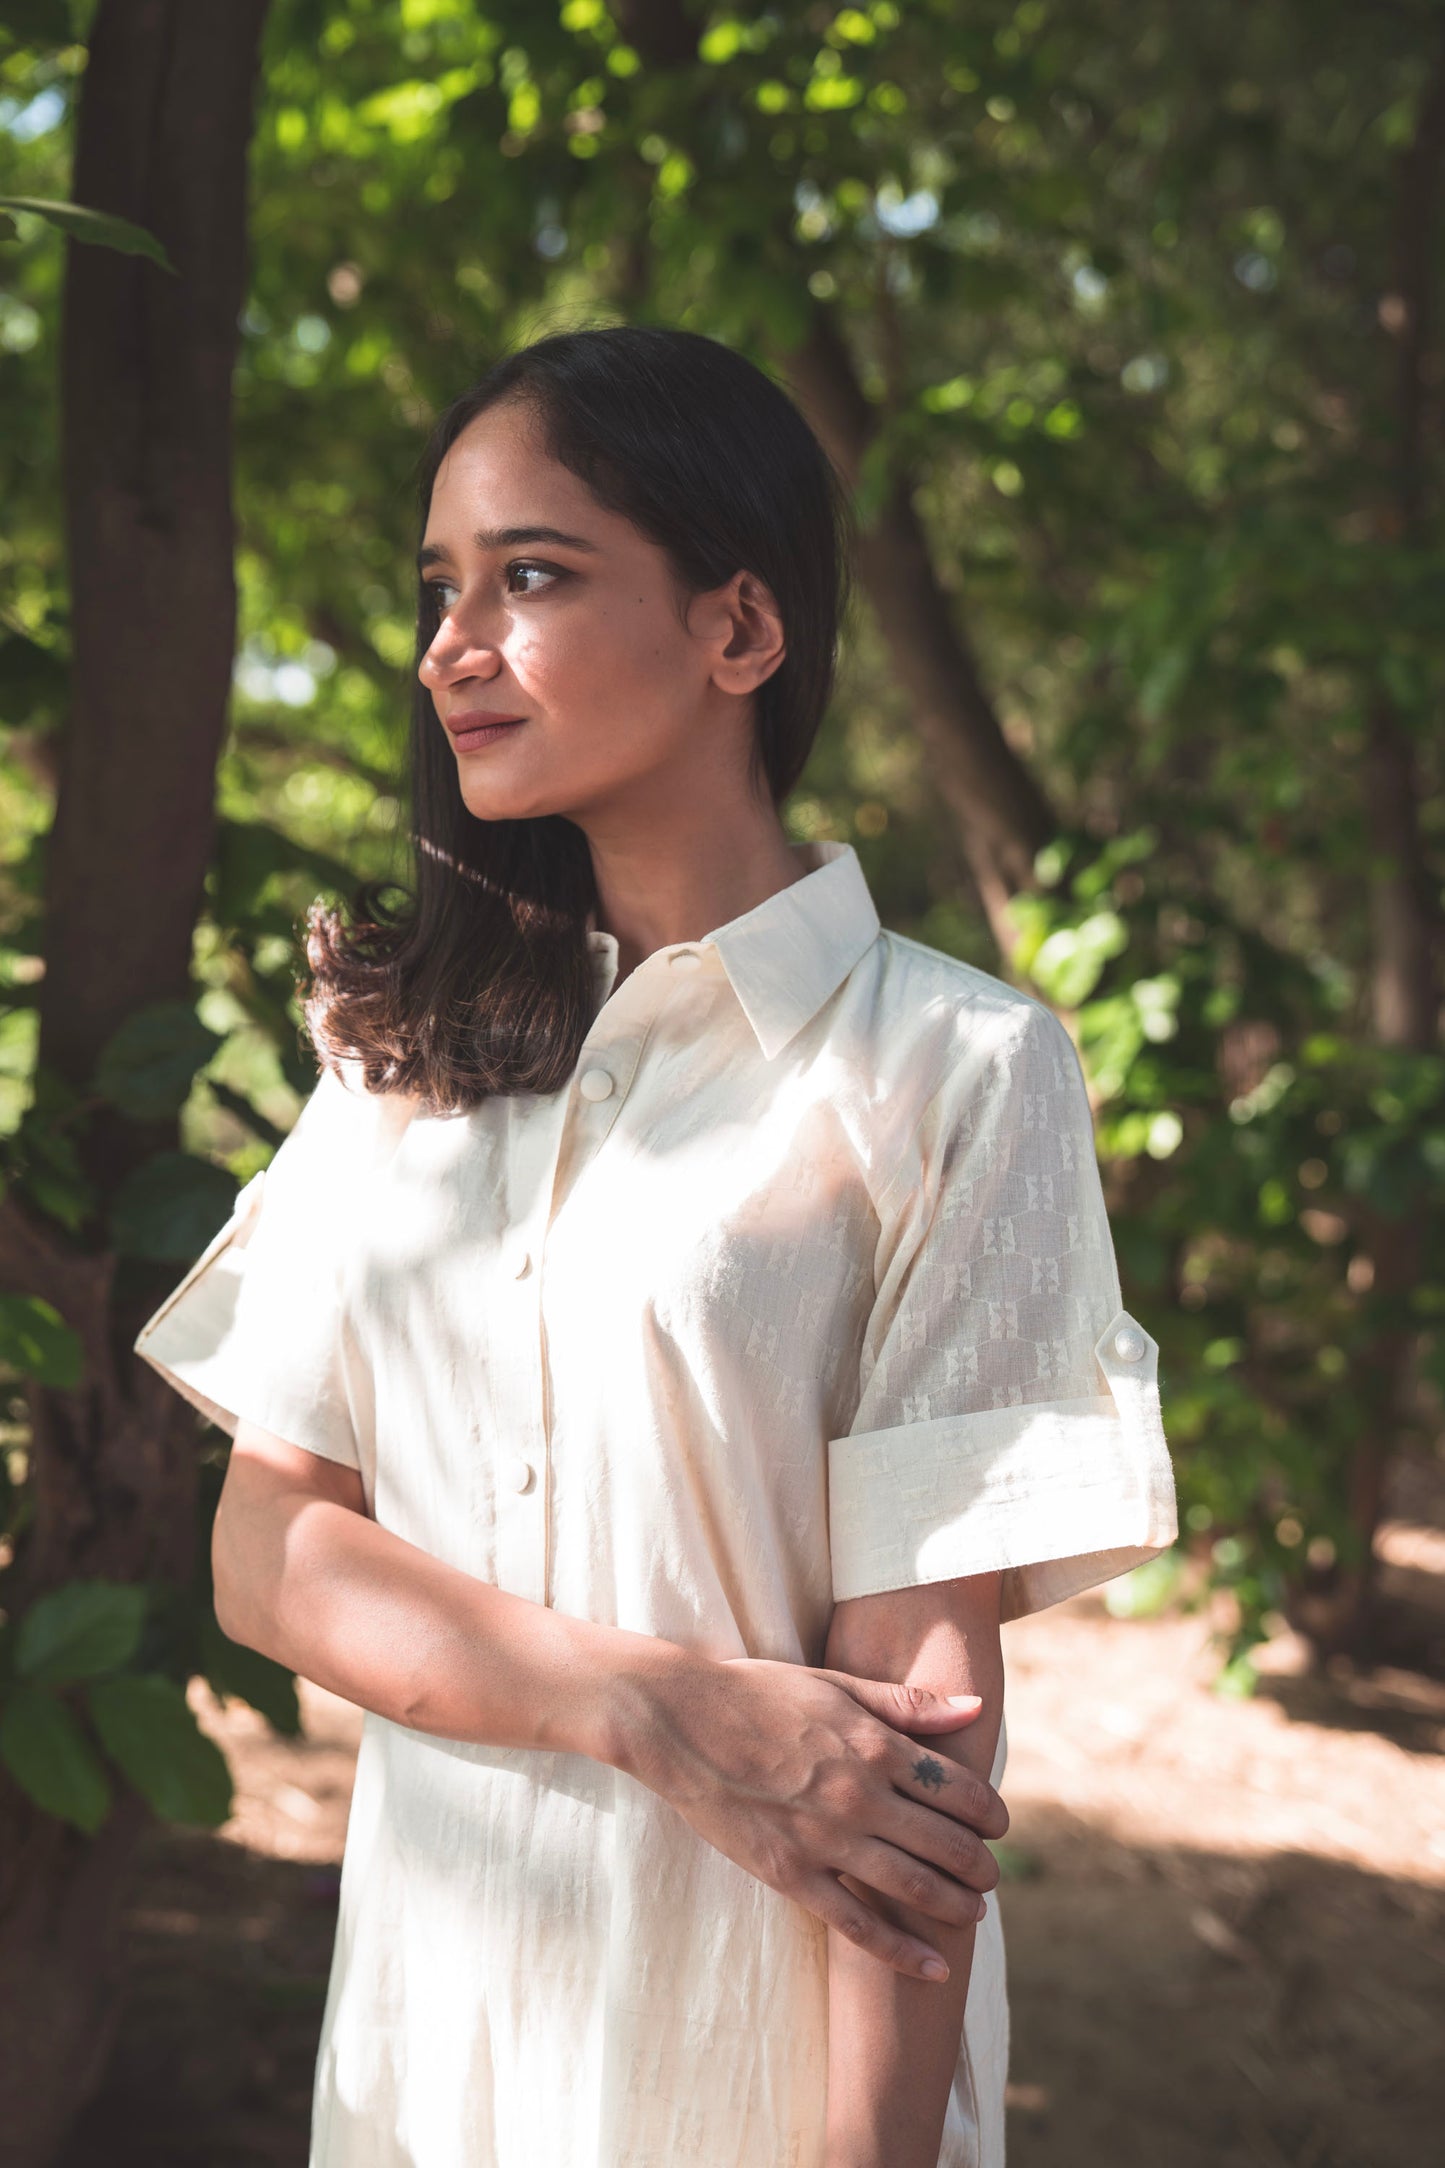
[212,818,358,931]
[1211,1652,1260,1700]
[0,1292,83,1387]
[989,1839,1043,1881]
[0,1683,112,1832]
[9,1070,95,1230]
[109,1151,237,1262]
[199,1611,301,1736]
[203,1077,288,1152]
[1102,1548,1184,1619]
[15,1579,146,1685]
[0,626,68,729]
[85,1673,234,1827]
[0,197,177,273]
[94,1001,224,1121]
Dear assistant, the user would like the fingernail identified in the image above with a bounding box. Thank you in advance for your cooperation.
[921,1957,949,1981]
[945,1693,982,1706]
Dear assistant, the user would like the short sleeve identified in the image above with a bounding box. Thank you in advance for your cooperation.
[827,999,1178,1619]
[132,1063,399,1470]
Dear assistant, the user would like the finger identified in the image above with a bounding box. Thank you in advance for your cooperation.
[796,1870,953,1983]
[890,1744,1010,1840]
[825,1671,985,1735]
[838,1837,987,1930]
[875,1796,1002,1896]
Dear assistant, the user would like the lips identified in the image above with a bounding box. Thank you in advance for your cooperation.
[445,712,528,753]
[445,711,527,735]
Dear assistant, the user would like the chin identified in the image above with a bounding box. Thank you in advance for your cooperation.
[457,779,563,824]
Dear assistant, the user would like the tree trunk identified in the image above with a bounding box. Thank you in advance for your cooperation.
[1298,26,1445,1660]
[777,301,1058,956]
[43,0,267,1120]
[0,5,268,2160]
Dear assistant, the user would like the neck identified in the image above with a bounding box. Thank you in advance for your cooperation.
[583,806,814,983]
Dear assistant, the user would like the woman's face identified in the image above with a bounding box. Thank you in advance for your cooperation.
[416,398,779,828]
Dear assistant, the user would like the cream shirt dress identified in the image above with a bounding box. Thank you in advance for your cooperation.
[135,836,1178,2168]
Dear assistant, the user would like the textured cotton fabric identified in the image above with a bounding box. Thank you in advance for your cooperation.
[135,837,1177,2168]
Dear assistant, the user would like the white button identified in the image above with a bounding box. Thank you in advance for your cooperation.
[1112,1325,1147,1364]
[502,1454,534,1493]
[669,950,702,970]
[510,1244,532,1278]
[578,1067,614,1101]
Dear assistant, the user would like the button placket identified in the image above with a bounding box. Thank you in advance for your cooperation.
[492,1100,573,1610]
[530,958,692,1603]
[571,999,652,1137]
[515,992,656,1602]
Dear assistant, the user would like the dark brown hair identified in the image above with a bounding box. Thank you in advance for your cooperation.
[300,323,854,1113]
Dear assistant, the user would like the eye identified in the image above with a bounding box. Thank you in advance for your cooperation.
[422,561,563,611]
[504,559,562,596]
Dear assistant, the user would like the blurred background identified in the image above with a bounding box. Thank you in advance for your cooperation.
[0,1,1442,2162]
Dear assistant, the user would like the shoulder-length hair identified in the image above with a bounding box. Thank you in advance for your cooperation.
[300,323,855,1113]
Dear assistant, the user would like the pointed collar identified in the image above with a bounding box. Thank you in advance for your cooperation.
[587,839,881,1062]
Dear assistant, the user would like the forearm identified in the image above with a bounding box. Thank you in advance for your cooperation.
[823,1575,1005,2168]
[214,1488,693,1770]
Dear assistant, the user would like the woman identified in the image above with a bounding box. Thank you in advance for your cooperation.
[135,324,1177,2168]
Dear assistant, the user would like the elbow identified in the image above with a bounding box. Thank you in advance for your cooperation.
[210,1503,265,1653]
[211,1560,253,1652]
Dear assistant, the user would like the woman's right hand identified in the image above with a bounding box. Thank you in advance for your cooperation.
[611,1649,1008,1981]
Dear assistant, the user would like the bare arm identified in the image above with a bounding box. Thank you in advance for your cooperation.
[823,1571,1006,2168]
[212,1420,638,1762]
[213,1421,1009,1984]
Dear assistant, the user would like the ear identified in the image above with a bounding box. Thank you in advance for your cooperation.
[692,568,787,696]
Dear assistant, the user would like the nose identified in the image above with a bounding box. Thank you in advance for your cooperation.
[417,607,502,694]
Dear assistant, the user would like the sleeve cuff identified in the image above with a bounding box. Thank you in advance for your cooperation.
[827,1306,1179,1618]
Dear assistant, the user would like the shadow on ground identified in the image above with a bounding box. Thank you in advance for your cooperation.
[55,1823,339,2167]
[54,1801,1442,2168]
[998,1808,1442,2168]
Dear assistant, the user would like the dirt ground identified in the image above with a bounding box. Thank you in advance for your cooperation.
[56,1516,1445,2168]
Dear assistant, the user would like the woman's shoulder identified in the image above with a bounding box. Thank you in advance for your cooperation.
[284,1056,424,1178]
[852,926,1071,1105]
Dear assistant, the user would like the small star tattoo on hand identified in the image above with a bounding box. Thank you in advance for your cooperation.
[910,1754,950,1791]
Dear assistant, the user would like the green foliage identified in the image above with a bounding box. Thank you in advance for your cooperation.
[0,1291,81,1386]
[1102,1547,1185,1621]
[0,193,174,268]
[85,1673,233,1826]
[0,1682,111,1831]
[1012,832,1445,1663]
[13,1576,144,1682]
[94,1002,225,1123]
[108,1152,239,1263]
[0,1579,232,1831]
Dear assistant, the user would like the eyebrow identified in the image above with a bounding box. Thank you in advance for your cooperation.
[416,525,602,571]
